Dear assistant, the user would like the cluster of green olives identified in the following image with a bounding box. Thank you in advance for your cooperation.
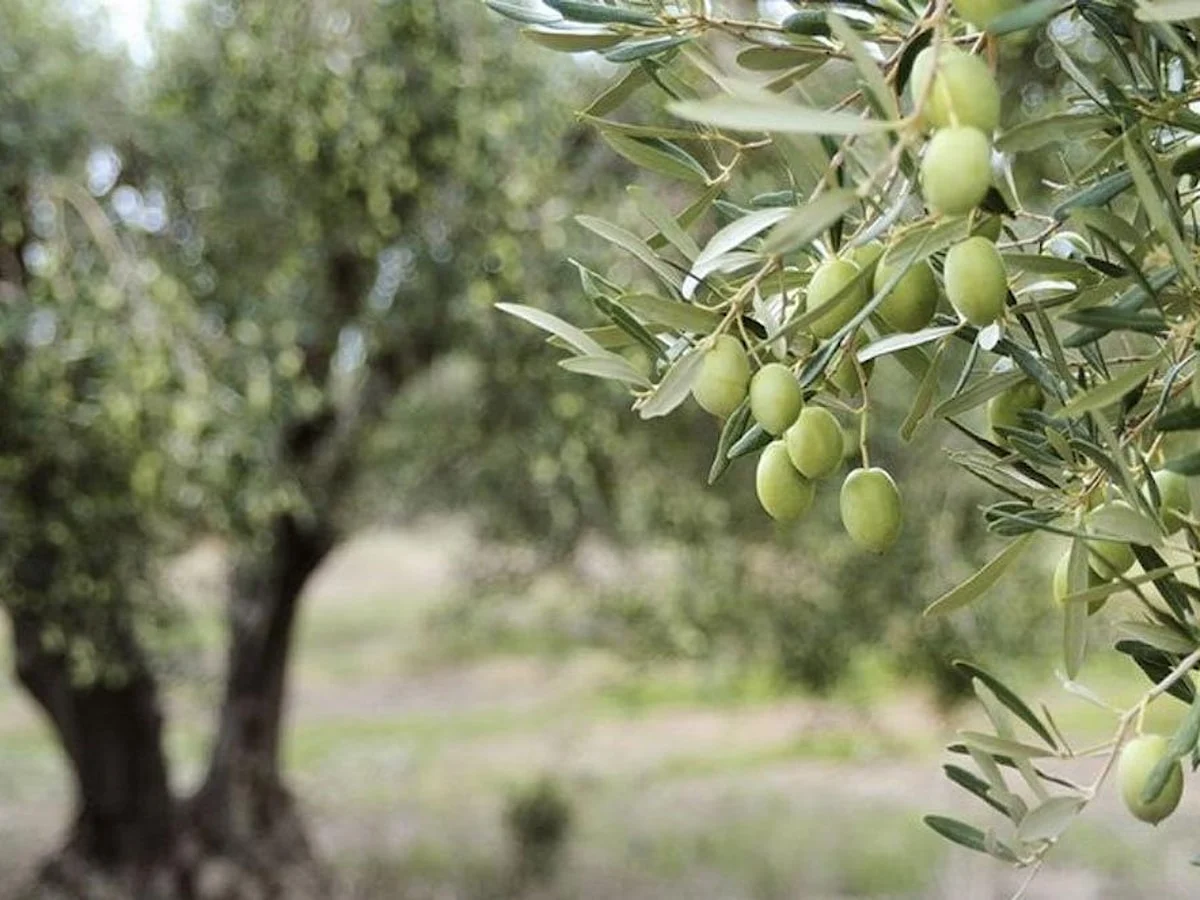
[691,335,902,553]
[911,45,1009,329]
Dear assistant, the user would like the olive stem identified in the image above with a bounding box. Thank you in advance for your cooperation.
[853,348,872,468]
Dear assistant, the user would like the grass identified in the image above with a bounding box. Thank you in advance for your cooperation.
[6,531,1200,899]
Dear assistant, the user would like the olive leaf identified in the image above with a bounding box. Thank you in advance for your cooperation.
[923,816,1020,862]
[1016,796,1085,843]
[923,535,1035,617]
[496,303,609,357]
[668,95,894,135]
[637,347,704,419]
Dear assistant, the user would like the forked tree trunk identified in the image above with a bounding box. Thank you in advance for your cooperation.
[188,512,334,898]
[10,612,184,900]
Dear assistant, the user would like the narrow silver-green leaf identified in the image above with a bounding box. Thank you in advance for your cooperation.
[618,293,720,332]
[1125,137,1198,284]
[576,214,682,291]
[827,14,898,121]
[669,95,893,135]
[1017,796,1085,842]
[956,661,1058,747]
[629,185,700,259]
[496,302,608,357]
[600,131,709,184]
[487,0,562,25]
[1137,0,1200,20]
[522,26,624,52]
[544,0,657,26]
[924,816,1020,862]
[1056,355,1161,418]
[998,113,1114,153]
[931,370,1028,421]
[924,534,1034,616]
[858,325,957,364]
[637,346,704,419]
[957,730,1057,759]
[1063,543,1089,679]
[1115,621,1198,655]
[559,354,651,386]
[1087,501,1163,546]
[685,207,791,296]
[761,188,858,256]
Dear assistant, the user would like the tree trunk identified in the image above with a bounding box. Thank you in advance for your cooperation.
[10,611,185,900]
[188,512,334,899]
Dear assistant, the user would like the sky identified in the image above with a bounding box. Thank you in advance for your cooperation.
[86,0,188,66]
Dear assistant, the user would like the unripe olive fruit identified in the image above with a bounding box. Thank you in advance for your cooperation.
[1084,500,1137,577]
[692,335,750,419]
[944,236,1008,326]
[847,241,884,273]
[986,379,1044,440]
[1147,469,1191,534]
[874,256,939,333]
[1051,550,1107,615]
[970,214,1004,242]
[840,467,903,553]
[909,46,1000,133]
[785,406,845,479]
[1118,734,1184,825]
[806,258,867,339]
[827,332,873,397]
[921,126,992,216]
[756,441,815,522]
[750,363,803,436]
[951,0,1022,29]
[1192,369,1200,406]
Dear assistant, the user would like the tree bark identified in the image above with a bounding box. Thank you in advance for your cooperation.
[188,512,334,897]
[10,611,184,900]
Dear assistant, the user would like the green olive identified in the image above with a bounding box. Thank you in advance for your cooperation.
[756,440,815,522]
[909,46,1000,133]
[826,332,873,397]
[874,255,939,333]
[951,0,1022,29]
[1051,550,1108,615]
[691,335,750,419]
[944,236,1007,326]
[1147,469,1191,534]
[1118,734,1184,825]
[840,467,902,553]
[1084,500,1138,577]
[921,126,993,216]
[750,363,803,436]
[986,379,1044,441]
[847,241,884,273]
[970,214,1004,242]
[806,258,867,339]
[785,406,845,479]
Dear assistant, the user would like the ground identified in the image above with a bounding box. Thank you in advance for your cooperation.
[1,520,1198,898]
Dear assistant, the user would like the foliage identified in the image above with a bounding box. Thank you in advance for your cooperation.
[0,0,203,683]
[487,0,1200,881]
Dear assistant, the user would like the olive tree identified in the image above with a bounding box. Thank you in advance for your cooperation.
[0,1,210,893]
[0,0,607,896]
[131,0,597,893]
[489,0,1200,880]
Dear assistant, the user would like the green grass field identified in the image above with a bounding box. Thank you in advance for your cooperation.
[2,524,1199,899]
